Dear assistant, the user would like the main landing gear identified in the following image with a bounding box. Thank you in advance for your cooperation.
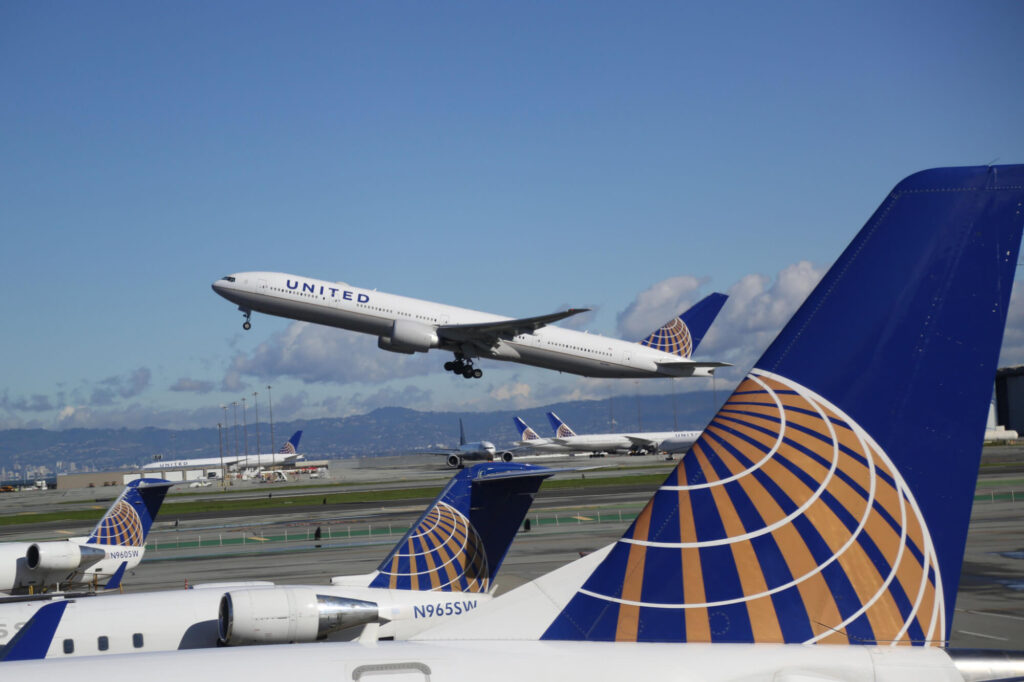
[444,354,483,379]
[241,308,252,330]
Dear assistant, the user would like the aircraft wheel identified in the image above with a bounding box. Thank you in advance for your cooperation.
[472,369,483,379]
[243,321,251,330]
[462,368,475,379]
[444,361,455,371]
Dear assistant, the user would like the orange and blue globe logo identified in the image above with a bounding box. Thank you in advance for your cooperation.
[92,501,145,547]
[640,317,693,358]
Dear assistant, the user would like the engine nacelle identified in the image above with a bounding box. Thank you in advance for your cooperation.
[500,451,514,463]
[219,588,380,645]
[446,454,463,469]
[377,319,439,354]
[26,542,106,572]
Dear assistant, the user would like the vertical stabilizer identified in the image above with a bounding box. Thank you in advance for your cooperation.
[86,479,174,547]
[638,292,728,358]
[279,430,302,454]
[542,165,1024,645]
[514,417,541,441]
[369,463,555,592]
[546,412,577,439]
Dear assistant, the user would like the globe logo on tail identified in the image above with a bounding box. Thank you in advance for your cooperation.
[639,317,693,358]
[91,500,145,547]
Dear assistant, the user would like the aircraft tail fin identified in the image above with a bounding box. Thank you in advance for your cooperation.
[638,292,728,358]
[368,462,556,592]
[539,165,1024,645]
[514,417,541,441]
[0,601,68,661]
[546,412,577,439]
[86,478,174,547]
[278,430,302,454]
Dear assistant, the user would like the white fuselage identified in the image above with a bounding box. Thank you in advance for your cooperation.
[212,272,713,379]
[141,452,301,471]
[0,539,144,595]
[551,429,702,454]
[0,583,492,656]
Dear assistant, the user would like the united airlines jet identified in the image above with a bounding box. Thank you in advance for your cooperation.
[212,274,728,379]
[18,166,1024,680]
[141,431,303,471]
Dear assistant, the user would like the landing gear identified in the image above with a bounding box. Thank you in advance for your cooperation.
[445,353,483,379]
[241,309,252,330]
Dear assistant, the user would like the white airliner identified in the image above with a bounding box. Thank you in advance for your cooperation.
[11,166,1023,679]
[420,419,511,469]
[212,273,728,380]
[0,462,566,658]
[0,479,173,596]
[141,431,303,471]
[537,411,702,455]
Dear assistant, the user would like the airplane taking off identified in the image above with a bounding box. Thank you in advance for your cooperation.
[142,431,303,471]
[211,271,728,380]
[542,411,701,455]
[0,479,173,596]
[19,166,1024,680]
[0,462,569,658]
[422,419,511,469]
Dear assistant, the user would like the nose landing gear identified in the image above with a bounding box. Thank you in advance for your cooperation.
[240,308,252,330]
[444,354,483,379]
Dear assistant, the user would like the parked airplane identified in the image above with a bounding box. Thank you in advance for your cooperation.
[511,417,575,455]
[0,462,568,658]
[544,411,701,455]
[422,420,510,469]
[15,166,1023,679]
[212,270,728,380]
[141,431,303,471]
[0,479,173,596]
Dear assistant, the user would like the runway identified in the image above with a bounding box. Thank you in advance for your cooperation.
[1,449,1022,648]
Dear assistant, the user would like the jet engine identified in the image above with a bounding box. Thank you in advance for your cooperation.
[218,588,380,645]
[26,542,106,572]
[499,451,514,462]
[377,319,439,354]
[446,454,463,469]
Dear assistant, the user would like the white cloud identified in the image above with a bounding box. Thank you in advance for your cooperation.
[616,275,707,340]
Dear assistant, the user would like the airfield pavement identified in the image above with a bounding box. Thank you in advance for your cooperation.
[1,446,1022,648]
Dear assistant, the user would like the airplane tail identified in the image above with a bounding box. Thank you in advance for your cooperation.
[638,292,728,358]
[278,430,302,455]
[85,478,174,547]
[546,412,577,439]
[368,462,556,593]
[458,419,466,446]
[537,165,1024,645]
[514,417,541,442]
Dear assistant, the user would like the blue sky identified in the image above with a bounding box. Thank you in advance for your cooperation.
[2,1,1023,431]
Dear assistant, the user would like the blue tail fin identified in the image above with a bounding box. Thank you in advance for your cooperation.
[514,417,541,441]
[279,430,302,454]
[546,412,576,439]
[542,165,1024,645]
[86,478,173,546]
[458,419,467,446]
[0,601,67,661]
[638,292,728,358]
[369,462,555,592]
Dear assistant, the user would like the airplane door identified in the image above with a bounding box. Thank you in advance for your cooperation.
[258,278,268,290]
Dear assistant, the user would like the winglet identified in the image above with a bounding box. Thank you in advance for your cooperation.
[543,164,1024,645]
[102,561,129,590]
[0,601,68,661]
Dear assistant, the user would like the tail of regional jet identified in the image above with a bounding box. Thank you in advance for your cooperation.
[514,417,541,442]
[546,412,577,439]
[639,292,728,358]
[85,478,173,547]
[367,462,557,593]
[535,165,1024,645]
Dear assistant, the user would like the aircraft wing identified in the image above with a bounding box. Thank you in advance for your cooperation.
[624,436,658,447]
[438,309,590,346]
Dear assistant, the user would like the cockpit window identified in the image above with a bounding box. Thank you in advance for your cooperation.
[221,276,236,282]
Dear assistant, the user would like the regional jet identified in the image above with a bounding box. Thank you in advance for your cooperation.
[0,479,173,596]
[141,431,303,471]
[14,166,1024,680]
[212,273,728,380]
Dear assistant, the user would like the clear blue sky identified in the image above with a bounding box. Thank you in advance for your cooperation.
[2,1,1022,431]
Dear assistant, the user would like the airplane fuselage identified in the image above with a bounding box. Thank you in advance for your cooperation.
[0,540,144,595]
[141,453,301,471]
[212,272,716,379]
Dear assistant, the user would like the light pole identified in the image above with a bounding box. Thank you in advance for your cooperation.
[218,422,225,491]
[231,402,239,458]
[253,391,261,466]
[241,397,248,459]
[267,385,275,454]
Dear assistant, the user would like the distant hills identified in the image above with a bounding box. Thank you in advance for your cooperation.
[0,391,723,474]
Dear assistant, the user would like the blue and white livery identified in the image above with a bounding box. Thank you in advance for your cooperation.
[142,430,303,471]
